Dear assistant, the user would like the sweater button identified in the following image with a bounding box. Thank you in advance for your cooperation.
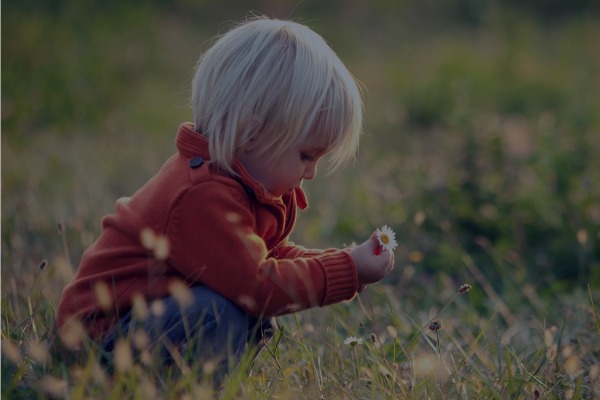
[189,157,204,169]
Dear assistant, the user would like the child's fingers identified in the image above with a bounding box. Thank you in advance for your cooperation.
[368,231,382,255]
[368,231,379,244]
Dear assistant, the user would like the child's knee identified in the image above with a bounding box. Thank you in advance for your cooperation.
[183,286,251,352]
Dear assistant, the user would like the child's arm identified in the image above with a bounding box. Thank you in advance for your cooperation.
[167,181,359,317]
[270,242,339,259]
[271,235,394,287]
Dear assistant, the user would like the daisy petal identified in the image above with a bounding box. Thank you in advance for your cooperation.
[376,225,398,252]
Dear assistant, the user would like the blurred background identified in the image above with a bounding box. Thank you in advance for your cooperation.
[2,0,600,312]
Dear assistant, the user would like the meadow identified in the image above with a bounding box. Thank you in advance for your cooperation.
[2,0,600,398]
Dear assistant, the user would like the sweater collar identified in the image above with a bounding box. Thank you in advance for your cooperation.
[176,122,308,210]
[176,122,210,158]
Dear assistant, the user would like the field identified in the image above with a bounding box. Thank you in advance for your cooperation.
[2,1,600,398]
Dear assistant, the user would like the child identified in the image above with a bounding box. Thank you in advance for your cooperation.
[56,16,394,381]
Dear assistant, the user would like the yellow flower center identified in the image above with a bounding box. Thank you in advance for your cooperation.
[381,234,390,244]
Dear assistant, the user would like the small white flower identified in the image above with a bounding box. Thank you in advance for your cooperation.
[376,225,398,252]
[343,336,364,347]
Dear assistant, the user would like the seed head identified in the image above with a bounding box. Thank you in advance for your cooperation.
[428,320,443,331]
[113,339,133,372]
[458,283,472,294]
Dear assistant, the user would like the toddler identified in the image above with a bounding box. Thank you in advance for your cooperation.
[56,16,394,382]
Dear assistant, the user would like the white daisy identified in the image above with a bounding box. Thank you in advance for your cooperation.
[376,225,398,252]
[343,336,364,346]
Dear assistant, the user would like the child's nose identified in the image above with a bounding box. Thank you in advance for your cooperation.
[303,162,317,180]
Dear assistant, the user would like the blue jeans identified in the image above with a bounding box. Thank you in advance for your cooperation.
[102,285,274,380]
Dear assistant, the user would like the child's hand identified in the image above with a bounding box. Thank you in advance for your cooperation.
[349,231,395,286]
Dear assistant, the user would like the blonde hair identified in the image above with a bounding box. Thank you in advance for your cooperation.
[191,16,363,175]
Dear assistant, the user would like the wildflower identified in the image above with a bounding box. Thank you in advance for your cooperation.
[562,344,574,358]
[546,344,557,361]
[153,235,170,260]
[94,281,113,311]
[544,326,557,347]
[413,211,426,226]
[139,379,158,399]
[458,283,472,294]
[2,339,22,364]
[27,340,49,364]
[90,361,108,385]
[140,350,153,366]
[203,360,217,375]
[191,384,214,399]
[590,364,600,381]
[240,231,268,263]
[140,227,169,260]
[140,228,156,250]
[409,251,424,262]
[132,293,149,320]
[225,212,241,223]
[564,354,581,377]
[116,196,131,206]
[386,325,398,338]
[413,353,436,377]
[344,336,364,346]
[39,375,67,398]
[132,329,150,350]
[55,255,73,281]
[428,320,443,331]
[151,299,165,317]
[168,280,193,308]
[565,388,574,400]
[114,339,133,372]
[375,225,398,254]
[59,318,86,350]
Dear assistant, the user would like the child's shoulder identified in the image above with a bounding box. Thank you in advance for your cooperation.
[180,165,254,207]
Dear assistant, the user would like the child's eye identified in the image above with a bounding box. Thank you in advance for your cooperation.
[301,152,316,162]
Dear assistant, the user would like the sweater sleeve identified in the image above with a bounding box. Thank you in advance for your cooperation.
[166,181,358,317]
[273,241,340,259]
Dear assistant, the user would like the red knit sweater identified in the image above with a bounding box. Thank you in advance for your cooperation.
[56,123,359,340]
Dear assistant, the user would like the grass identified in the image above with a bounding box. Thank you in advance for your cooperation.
[2,262,599,398]
[2,0,600,398]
